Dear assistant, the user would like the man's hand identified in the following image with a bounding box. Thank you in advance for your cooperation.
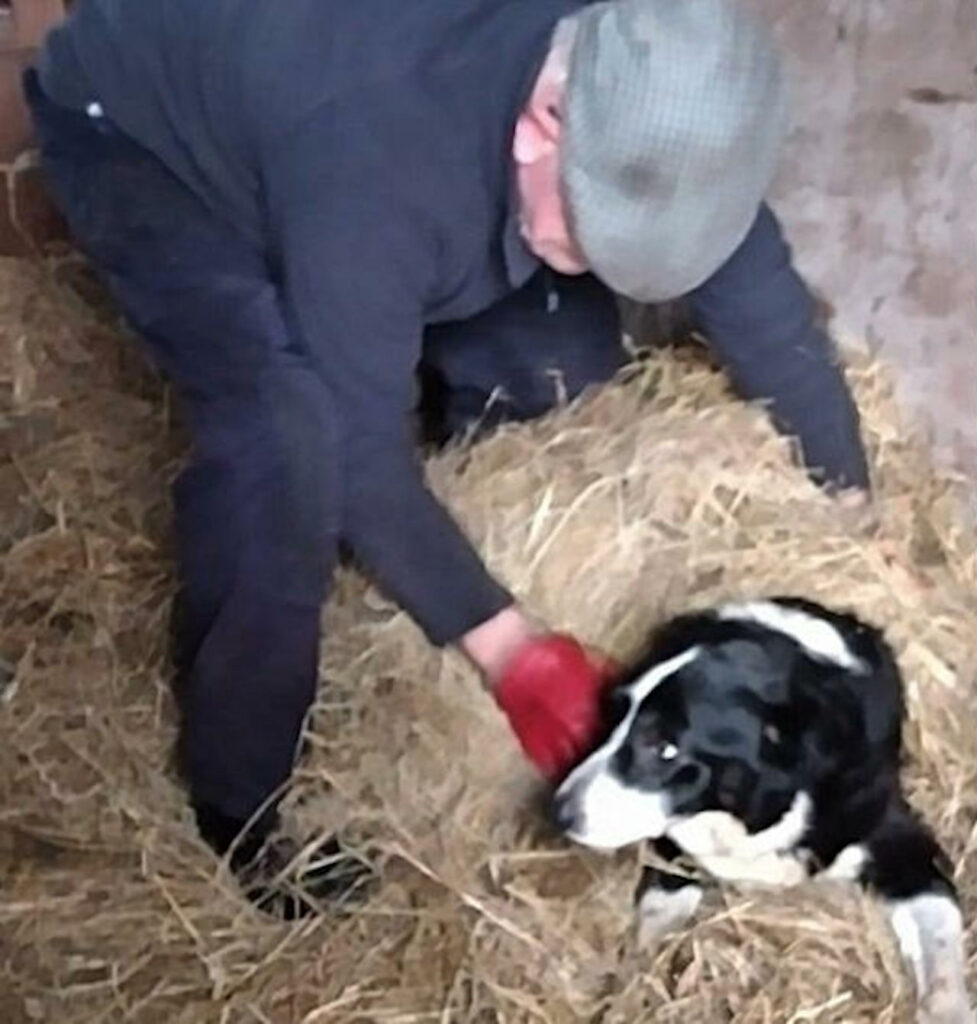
[461,606,620,782]
[833,486,880,536]
[460,605,546,685]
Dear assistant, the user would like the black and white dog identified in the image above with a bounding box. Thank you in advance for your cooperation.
[554,597,973,1024]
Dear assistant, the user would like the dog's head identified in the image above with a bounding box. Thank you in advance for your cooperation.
[553,598,901,850]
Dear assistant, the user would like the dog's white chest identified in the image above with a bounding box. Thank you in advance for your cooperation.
[666,793,812,888]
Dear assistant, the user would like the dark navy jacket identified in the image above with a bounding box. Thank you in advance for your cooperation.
[38,0,868,644]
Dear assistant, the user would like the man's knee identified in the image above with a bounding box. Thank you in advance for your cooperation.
[422,271,624,432]
[541,272,625,386]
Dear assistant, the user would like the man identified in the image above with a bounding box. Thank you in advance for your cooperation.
[27,0,868,915]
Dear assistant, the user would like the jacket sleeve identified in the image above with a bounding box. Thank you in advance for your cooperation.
[263,123,512,645]
[686,203,870,491]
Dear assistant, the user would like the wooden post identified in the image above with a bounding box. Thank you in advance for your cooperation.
[0,0,68,254]
[1,0,68,49]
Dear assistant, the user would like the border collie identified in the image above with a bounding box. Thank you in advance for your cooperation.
[554,597,973,1024]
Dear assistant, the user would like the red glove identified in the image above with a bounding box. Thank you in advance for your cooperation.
[494,634,620,783]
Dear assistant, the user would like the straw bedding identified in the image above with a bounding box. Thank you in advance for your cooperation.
[0,253,974,1024]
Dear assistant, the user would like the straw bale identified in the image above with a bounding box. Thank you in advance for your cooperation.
[0,254,974,1024]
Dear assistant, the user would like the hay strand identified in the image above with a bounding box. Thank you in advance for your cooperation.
[1,255,974,1023]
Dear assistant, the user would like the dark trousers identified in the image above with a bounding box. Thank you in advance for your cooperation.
[25,70,624,828]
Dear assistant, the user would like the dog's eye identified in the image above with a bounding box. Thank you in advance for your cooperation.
[659,743,679,761]
[763,724,781,745]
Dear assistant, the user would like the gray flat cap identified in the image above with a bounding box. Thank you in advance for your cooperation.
[561,0,788,302]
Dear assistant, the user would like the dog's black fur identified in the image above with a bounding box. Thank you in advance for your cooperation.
[634,597,951,901]
[554,597,971,1023]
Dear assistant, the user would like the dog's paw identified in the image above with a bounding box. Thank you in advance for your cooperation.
[636,883,703,944]
[916,985,975,1024]
[888,894,974,1024]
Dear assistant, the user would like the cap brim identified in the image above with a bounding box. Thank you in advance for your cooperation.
[563,166,759,303]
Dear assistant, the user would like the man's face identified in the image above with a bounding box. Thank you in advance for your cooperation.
[513,32,588,276]
[515,127,587,275]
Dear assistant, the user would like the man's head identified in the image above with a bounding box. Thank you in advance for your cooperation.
[514,0,788,301]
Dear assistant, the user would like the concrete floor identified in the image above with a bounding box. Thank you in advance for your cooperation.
[755,0,976,475]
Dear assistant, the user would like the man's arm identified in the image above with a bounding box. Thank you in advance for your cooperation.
[265,136,512,648]
[263,122,617,782]
[686,203,870,492]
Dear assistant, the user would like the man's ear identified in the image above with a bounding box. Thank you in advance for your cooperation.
[513,109,558,165]
[514,59,565,165]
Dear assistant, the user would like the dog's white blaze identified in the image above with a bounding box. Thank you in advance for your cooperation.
[556,649,701,850]
[627,646,703,706]
[666,792,813,887]
[717,601,865,672]
[889,894,974,1024]
[558,647,701,797]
